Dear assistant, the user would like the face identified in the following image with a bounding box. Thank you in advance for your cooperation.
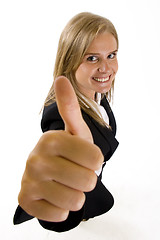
[75,32,118,100]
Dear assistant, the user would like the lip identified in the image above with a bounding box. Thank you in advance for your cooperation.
[92,75,111,83]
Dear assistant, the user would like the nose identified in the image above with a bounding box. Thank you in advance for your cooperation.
[98,61,110,73]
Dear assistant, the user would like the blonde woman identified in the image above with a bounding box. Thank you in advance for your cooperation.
[14,12,119,232]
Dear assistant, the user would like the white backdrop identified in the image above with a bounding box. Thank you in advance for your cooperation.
[0,0,160,239]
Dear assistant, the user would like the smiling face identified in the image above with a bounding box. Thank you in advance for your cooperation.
[75,32,118,100]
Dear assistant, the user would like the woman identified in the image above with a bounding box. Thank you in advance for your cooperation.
[14,12,119,232]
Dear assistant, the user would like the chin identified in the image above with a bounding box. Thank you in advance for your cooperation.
[99,87,112,94]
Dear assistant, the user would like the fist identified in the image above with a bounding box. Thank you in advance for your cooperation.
[18,76,104,222]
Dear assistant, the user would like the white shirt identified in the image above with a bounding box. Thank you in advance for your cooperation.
[95,93,109,176]
[79,93,109,176]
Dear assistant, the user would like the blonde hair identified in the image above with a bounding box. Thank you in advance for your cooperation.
[44,12,119,126]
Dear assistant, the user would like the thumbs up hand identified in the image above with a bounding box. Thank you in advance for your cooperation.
[18,76,104,222]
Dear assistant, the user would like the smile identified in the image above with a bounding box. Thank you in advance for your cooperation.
[93,77,110,82]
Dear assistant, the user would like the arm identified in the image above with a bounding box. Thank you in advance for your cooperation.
[14,77,103,232]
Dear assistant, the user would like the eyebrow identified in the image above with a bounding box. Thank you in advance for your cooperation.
[85,49,118,56]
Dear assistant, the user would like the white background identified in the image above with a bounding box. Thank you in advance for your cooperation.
[0,0,160,239]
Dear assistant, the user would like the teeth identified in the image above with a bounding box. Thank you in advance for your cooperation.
[93,77,109,82]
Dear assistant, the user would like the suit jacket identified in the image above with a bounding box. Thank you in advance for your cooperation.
[13,97,119,232]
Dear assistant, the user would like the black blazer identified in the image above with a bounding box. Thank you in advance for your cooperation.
[13,97,119,232]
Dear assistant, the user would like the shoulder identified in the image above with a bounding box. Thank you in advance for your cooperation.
[41,102,64,132]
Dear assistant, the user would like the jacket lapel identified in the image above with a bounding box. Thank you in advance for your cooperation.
[88,97,119,156]
[101,97,117,135]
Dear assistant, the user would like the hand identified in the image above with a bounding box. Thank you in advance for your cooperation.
[18,76,104,222]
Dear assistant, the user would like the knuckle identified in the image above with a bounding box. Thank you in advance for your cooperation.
[92,145,104,170]
[39,130,54,143]
[41,130,64,144]
[26,152,41,175]
[85,171,97,192]
[70,192,85,211]
[18,191,32,215]
[56,210,69,222]
[38,131,55,150]
[38,130,66,154]
[20,202,37,219]
[18,180,37,207]
[18,192,24,207]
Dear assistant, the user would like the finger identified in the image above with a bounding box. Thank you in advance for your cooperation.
[35,180,86,211]
[37,131,103,171]
[24,199,69,222]
[27,153,97,192]
[54,76,93,143]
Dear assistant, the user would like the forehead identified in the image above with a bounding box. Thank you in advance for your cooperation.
[87,32,117,53]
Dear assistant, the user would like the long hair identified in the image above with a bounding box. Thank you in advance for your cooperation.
[44,12,119,126]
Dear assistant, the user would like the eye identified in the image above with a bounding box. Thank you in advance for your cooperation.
[108,52,117,59]
[86,56,98,62]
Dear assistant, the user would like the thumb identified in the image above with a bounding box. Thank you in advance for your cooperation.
[54,76,93,143]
